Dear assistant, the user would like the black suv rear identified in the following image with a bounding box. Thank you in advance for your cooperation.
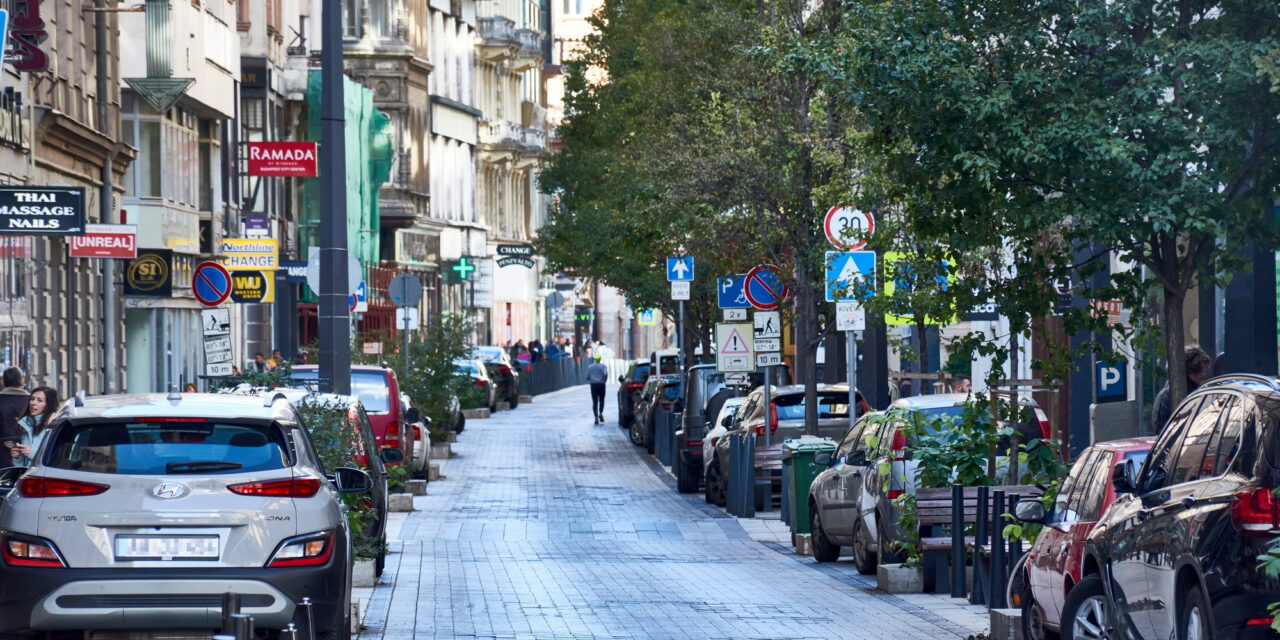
[1069,374,1280,640]
[674,364,727,493]
[616,361,651,428]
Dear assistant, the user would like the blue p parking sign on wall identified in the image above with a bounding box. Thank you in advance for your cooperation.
[1095,361,1127,402]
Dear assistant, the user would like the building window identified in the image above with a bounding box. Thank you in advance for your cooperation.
[121,92,202,209]
[344,0,361,38]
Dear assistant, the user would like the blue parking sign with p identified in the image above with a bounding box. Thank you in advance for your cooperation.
[718,275,749,309]
[1095,361,1127,402]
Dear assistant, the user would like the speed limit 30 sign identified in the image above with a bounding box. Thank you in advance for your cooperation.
[824,205,876,250]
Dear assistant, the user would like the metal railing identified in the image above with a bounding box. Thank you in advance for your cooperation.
[519,357,590,396]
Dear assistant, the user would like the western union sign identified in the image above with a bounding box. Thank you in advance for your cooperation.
[230,270,275,303]
[220,238,278,271]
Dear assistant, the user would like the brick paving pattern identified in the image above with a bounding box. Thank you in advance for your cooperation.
[361,385,984,640]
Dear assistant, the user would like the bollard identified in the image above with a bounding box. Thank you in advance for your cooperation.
[655,409,670,465]
[972,486,989,605]
[220,592,241,636]
[950,484,966,598]
[295,597,315,640]
[1008,494,1024,589]
[727,433,756,518]
[280,624,299,640]
[230,613,253,640]
[990,490,1006,609]
[668,412,682,473]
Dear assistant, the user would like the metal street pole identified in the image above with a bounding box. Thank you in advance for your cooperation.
[318,0,350,395]
[763,364,771,447]
[677,300,685,371]
[96,0,119,394]
[847,330,857,428]
[402,308,410,377]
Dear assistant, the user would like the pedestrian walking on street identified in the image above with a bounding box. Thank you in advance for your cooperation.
[529,340,544,363]
[0,368,30,470]
[1152,346,1212,432]
[587,354,609,424]
[12,386,57,467]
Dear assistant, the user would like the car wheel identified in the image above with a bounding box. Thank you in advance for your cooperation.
[1060,575,1109,640]
[509,391,519,408]
[1178,584,1212,640]
[810,508,840,563]
[706,461,727,507]
[629,419,644,446]
[1021,579,1057,640]
[851,518,878,575]
[374,535,386,578]
[676,455,698,493]
[455,413,465,434]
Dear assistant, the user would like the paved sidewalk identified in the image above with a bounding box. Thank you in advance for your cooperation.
[357,385,991,640]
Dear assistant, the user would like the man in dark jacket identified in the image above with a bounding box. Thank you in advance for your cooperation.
[1152,346,1213,432]
[0,367,30,470]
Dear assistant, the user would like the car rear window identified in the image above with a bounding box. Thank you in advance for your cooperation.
[631,364,651,381]
[475,347,504,362]
[291,369,392,414]
[663,384,683,401]
[43,420,290,475]
[774,393,850,420]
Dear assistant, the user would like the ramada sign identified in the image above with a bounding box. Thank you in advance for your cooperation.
[247,142,319,177]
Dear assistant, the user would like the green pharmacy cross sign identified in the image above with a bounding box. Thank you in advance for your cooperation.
[451,256,477,282]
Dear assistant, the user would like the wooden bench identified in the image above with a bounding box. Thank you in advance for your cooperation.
[915,485,1041,597]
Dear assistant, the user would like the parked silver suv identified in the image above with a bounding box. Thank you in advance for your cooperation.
[0,392,370,639]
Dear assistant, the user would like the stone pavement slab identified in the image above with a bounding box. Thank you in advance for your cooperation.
[358,384,989,640]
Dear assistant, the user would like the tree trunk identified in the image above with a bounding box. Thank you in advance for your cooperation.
[1163,285,1189,409]
[797,278,820,436]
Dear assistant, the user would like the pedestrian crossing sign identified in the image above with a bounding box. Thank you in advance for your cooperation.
[715,322,755,373]
[825,251,876,302]
[637,309,657,326]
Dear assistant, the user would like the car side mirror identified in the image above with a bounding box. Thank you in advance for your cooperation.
[404,407,422,423]
[847,451,867,466]
[1113,459,1138,495]
[379,447,405,464]
[332,467,372,494]
[1014,499,1047,524]
[813,451,834,467]
[721,416,733,427]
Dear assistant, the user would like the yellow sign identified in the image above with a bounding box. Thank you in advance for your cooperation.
[882,251,957,326]
[229,270,275,303]
[220,238,278,271]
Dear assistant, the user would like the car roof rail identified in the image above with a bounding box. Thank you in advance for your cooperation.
[1202,373,1280,392]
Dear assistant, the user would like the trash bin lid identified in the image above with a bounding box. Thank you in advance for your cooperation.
[782,437,838,452]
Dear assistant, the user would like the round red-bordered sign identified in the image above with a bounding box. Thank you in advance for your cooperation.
[824,205,875,250]
[744,264,789,311]
[192,261,232,307]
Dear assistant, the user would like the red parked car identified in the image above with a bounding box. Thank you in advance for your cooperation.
[290,365,415,468]
[1016,437,1155,640]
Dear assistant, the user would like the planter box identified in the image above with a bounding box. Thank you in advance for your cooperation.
[352,560,376,587]
[405,479,427,496]
[427,463,443,481]
[518,395,533,404]
[351,601,362,633]
[877,563,924,593]
[430,443,452,460]
[445,432,457,443]
[388,493,415,512]
[461,408,490,420]
[990,608,1022,640]
[495,401,511,412]
[793,533,813,557]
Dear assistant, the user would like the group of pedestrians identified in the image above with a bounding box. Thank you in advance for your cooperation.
[0,367,58,470]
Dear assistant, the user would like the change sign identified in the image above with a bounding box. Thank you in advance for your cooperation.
[220,238,279,271]
[0,186,85,235]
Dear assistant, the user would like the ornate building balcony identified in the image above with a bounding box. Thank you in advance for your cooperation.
[511,29,543,71]
[477,17,519,62]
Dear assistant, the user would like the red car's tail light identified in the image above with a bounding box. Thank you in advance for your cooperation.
[474,379,488,387]
[625,382,645,391]
[267,533,334,567]
[228,478,321,498]
[19,477,109,498]
[891,429,907,461]
[384,421,401,444]
[888,490,904,500]
[1245,618,1274,627]
[1,534,65,567]
[1232,487,1279,536]
[498,365,511,376]
[769,404,779,432]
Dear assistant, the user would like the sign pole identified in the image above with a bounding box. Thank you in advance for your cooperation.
[764,364,771,448]
[318,0,350,395]
[403,308,411,378]
[678,300,685,371]
[847,330,858,428]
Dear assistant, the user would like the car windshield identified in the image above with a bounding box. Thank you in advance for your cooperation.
[43,420,290,475]
[474,347,505,362]
[774,393,850,420]
[290,369,392,413]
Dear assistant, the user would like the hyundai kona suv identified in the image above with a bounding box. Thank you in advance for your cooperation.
[0,392,370,639]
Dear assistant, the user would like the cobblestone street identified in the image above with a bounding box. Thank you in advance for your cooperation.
[358,385,988,640]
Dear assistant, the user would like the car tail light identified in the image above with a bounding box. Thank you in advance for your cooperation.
[1,534,64,568]
[626,382,645,391]
[769,404,779,433]
[267,532,334,567]
[19,476,109,498]
[384,420,401,444]
[228,478,321,498]
[891,429,907,461]
[474,379,488,387]
[888,490,904,499]
[659,400,673,410]
[498,365,511,376]
[1034,408,1052,440]
[1245,618,1274,627]
[687,440,703,448]
[1232,487,1279,536]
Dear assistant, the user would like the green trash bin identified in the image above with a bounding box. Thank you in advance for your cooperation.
[781,437,838,538]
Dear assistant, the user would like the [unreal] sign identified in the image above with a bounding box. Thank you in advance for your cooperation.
[0,186,85,235]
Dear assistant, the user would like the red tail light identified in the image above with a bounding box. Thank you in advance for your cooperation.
[625,382,645,391]
[19,477,109,498]
[268,533,334,567]
[229,478,321,498]
[888,490,904,499]
[686,440,703,448]
[859,399,869,415]
[1245,618,1274,627]
[891,429,907,461]
[1,534,64,567]
[474,379,488,387]
[1232,487,1279,536]
[498,365,511,375]
[384,421,401,444]
[769,404,779,433]
[1034,408,1052,440]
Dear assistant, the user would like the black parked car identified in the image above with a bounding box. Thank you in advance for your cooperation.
[1055,373,1280,640]
[674,364,727,494]
[630,374,682,454]
[475,346,521,408]
[617,360,651,428]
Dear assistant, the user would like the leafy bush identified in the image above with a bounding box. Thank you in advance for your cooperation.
[353,315,475,437]
[295,396,382,560]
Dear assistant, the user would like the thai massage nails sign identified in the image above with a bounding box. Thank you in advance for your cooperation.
[0,186,85,235]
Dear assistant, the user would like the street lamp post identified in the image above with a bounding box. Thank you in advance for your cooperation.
[318,0,350,395]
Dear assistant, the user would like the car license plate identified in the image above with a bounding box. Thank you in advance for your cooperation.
[114,535,219,560]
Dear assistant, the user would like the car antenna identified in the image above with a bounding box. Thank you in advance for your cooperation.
[74,389,87,408]
[167,385,182,402]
